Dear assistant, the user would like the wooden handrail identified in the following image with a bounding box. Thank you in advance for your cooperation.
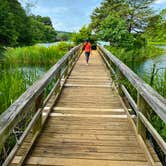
[98,45,166,122]
[98,45,166,156]
[0,44,82,166]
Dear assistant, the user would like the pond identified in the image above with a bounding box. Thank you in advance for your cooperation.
[37,41,73,47]
[127,46,166,78]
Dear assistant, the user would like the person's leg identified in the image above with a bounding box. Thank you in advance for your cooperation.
[85,52,90,64]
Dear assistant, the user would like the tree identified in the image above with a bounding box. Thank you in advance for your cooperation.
[0,2,16,46]
[0,0,57,46]
[144,8,166,42]
[72,26,92,44]
[35,15,53,26]
[98,15,134,47]
[90,0,154,48]
[29,15,57,43]
[91,0,155,33]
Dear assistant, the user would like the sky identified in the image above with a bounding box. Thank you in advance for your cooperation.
[19,0,166,32]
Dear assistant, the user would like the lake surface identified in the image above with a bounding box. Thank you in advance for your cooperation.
[127,46,166,78]
[37,41,73,47]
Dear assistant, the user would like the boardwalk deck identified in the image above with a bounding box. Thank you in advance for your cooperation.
[12,51,156,165]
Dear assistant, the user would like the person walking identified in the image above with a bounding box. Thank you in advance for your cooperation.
[83,39,92,65]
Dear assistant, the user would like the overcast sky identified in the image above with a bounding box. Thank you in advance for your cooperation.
[19,0,166,32]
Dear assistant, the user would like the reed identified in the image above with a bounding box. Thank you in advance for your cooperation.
[0,65,44,114]
[143,69,166,140]
[4,42,73,65]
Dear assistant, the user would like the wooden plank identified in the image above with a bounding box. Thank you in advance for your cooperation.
[18,144,143,154]
[42,113,128,118]
[27,151,147,161]
[14,157,149,166]
[53,107,125,112]
[64,84,111,88]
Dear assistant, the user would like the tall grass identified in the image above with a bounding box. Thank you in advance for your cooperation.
[0,65,44,114]
[0,42,72,114]
[106,45,165,62]
[143,69,166,140]
[4,42,73,65]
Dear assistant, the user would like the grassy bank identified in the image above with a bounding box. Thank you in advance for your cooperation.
[0,65,44,114]
[106,45,165,62]
[4,42,73,65]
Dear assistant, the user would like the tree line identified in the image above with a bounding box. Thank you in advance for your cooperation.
[73,0,166,48]
[0,0,57,47]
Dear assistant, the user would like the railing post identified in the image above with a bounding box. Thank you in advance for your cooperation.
[32,92,44,134]
[54,69,61,96]
[137,93,147,140]
[117,69,124,97]
[64,61,69,79]
[68,54,73,72]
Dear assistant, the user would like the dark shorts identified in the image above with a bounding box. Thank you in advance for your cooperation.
[85,52,90,57]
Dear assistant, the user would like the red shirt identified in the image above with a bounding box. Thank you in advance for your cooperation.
[84,42,91,52]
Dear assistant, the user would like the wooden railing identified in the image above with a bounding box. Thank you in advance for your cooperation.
[0,45,82,166]
[98,45,166,164]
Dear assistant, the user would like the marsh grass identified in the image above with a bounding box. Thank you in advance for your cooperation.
[106,45,165,62]
[0,65,44,114]
[0,42,72,114]
[143,69,166,140]
[4,42,72,65]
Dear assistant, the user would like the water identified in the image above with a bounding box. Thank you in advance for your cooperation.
[37,41,73,48]
[127,46,166,78]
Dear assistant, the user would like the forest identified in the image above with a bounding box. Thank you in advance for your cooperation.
[0,0,57,48]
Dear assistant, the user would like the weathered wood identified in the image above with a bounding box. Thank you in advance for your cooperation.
[121,85,166,156]
[137,94,148,140]
[1,47,163,166]
[13,157,149,166]
[0,45,82,165]
[2,110,41,166]
[15,50,155,166]
[121,85,138,114]
[98,45,166,123]
[0,45,81,139]
[139,112,166,155]
[98,45,166,165]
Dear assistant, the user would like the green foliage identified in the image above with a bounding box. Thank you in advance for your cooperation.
[0,0,57,47]
[72,26,97,48]
[0,66,41,114]
[56,31,73,41]
[4,42,71,65]
[90,0,155,48]
[98,15,135,48]
[72,26,92,44]
[0,0,20,46]
[0,42,71,114]
[144,8,166,43]
[142,69,166,141]
[29,15,57,43]
[106,45,164,62]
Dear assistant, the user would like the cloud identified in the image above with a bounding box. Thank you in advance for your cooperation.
[35,6,68,15]
[20,0,103,32]
[154,0,166,4]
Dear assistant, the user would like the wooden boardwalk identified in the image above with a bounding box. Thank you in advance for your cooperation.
[12,51,154,165]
